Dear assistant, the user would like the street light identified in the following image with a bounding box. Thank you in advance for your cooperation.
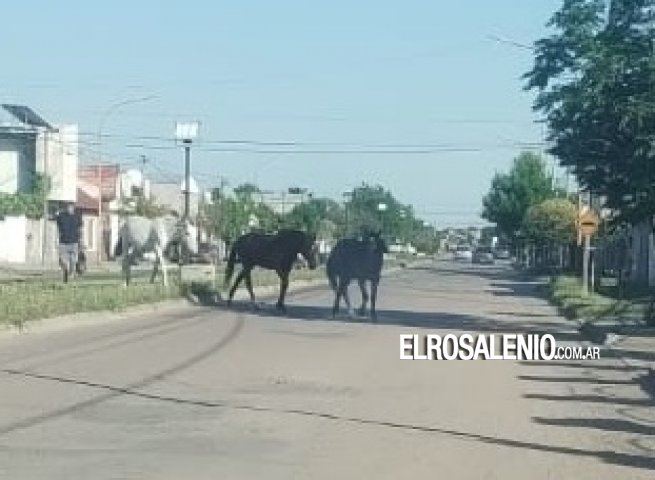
[175,121,200,221]
[96,94,157,263]
[377,202,388,235]
[175,121,199,272]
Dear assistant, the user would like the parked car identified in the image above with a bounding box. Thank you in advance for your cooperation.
[494,248,511,260]
[473,247,495,264]
[453,245,473,261]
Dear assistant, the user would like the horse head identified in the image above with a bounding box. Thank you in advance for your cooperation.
[300,231,318,270]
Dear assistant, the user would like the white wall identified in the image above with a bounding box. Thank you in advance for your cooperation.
[36,124,78,202]
[0,216,27,263]
[0,134,36,194]
[0,150,19,193]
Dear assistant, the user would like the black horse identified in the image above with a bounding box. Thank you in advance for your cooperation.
[326,232,388,320]
[224,230,318,312]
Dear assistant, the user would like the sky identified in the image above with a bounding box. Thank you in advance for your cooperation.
[1,0,566,228]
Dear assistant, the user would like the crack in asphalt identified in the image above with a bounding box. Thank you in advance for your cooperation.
[0,315,245,436]
[2,364,655,471]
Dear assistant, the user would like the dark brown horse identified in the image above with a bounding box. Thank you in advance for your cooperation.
[224,230,318,312]
[326,231,388,320]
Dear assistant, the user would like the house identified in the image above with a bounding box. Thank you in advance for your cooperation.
[0,104,78,264]
[77,165,120,260]
[149,178,201,218]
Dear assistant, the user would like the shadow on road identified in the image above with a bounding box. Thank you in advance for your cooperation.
[533,416,655,436]
[518,359,655,463]
[218,301,585,343]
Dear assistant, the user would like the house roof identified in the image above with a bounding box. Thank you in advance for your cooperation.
[1,104,53,130]
[78,165,119,202]
[75,178,101,211]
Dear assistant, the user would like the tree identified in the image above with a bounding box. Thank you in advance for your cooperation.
[0,173,50,220]
[283,198,343,235]
[524,198,577,245]
[524,0,655,226]
[481,152,557,241]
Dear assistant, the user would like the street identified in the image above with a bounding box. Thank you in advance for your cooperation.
[0,261,653,479]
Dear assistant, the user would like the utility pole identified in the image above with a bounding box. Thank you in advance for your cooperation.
[175,121,199,275]
[41,130,49,265]
[582,233,591,295]
[140,155,147,196]
[183,145,191,219]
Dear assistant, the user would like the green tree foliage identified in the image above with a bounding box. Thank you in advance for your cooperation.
[0,173,50,219]
[524,198,578,245]
[347,184,412,240]
[203,181,439,253]
[525,0,655,225]
[204,183,279,243]
[284,198,343,236]
[481,152,557,240]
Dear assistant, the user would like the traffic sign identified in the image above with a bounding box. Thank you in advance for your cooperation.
[577,207,600,237]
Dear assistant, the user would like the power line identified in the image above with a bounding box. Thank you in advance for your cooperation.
[78,131,547,150]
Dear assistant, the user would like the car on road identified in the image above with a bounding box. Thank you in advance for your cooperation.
[494,248,511,260]
[473,247,495,264]
[453,245,473,261]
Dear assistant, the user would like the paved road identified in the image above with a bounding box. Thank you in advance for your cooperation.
[0,261,653,479]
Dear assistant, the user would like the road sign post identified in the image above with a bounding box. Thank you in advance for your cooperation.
[577,207,600,295]
[582,234,591,295]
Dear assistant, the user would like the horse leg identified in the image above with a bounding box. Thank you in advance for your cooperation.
[159,246,168,287]
[332,277,342,318]
[332,294,340,318]
[243,268,256,307]
[122,246,132,287]
[370,279,379,321]
[339,278,353,318]
[150,249,160,284]
[227,268,247,306]
[276,270,289,312]
[152,245,167,286]
[357,278,369,317]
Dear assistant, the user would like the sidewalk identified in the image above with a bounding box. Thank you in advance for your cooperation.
[563,292,655,390]
[0,260,151,281]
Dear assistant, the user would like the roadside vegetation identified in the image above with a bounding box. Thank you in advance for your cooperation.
[0,255,418,328]
[548,275,653,326]
[548,276,624,321]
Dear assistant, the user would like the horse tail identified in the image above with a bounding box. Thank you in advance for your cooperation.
[224,240,240,287]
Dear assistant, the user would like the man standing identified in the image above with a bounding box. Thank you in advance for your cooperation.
[55,202,82,283]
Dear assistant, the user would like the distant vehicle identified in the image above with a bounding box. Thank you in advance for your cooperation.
[453,245,473,261]
[494,248,511,260]
[473,247,495,264]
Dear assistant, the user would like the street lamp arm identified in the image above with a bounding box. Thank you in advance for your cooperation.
[98,95,159,139]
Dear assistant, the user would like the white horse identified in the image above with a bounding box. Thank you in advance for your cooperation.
[117,215,198,286]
